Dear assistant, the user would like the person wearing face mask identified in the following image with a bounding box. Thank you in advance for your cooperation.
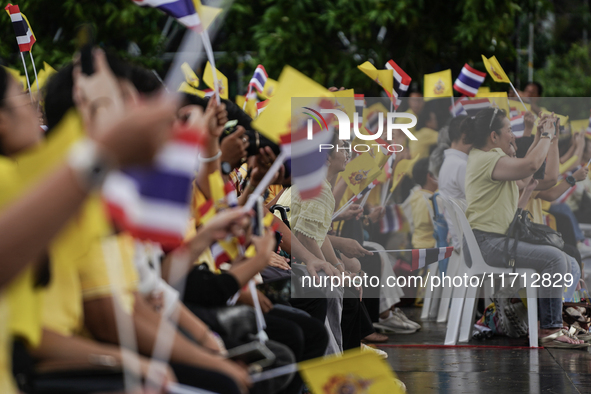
[463,107,587,349]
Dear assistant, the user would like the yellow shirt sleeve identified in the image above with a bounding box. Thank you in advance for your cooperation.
[410,190,436,249]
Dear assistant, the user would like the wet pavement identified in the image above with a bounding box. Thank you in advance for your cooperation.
[376,307,591,393]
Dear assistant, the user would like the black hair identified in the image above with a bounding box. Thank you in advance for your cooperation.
[44,52,132,133]
[515,135,534,159]
[461,107,507,149]
[448,115,468,144]
[415,98,450,131]
[412,157,430,188]
[525,81,543,97]
[0,66,7,155]
[130,66,162,95]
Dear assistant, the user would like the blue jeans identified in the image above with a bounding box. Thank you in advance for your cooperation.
[564,256,581,302]
[473,230,568,329]
[549,203,585,242]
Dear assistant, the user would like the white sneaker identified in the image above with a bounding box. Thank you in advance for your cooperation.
[361,343,388,359]
[392,308,421,330]
[373,311,418,334]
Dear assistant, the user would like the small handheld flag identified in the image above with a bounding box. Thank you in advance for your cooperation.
[510,112,526,138]
[5,4,35,52]
[246,65,268,99]
[380,246,454,271]
[133,0,203,32]
[424,70,453,98]
[453,64,486,97]
[203,61,228,99]
[481,55,510,83]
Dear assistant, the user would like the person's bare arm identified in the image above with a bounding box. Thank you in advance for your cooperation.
[537,165,589,201]
[536,136,560,190]
[493,138,552,181]
[320,237,343,271]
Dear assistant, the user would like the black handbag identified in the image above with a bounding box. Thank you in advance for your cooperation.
[504,208,564,269]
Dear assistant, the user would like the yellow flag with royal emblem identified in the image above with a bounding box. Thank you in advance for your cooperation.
[342,152,382,195]
[481,55,511,83]
[358,61,395,99]
[424,70,453,98]
[390,154,420,192]
[299,348,405,394]
[203,61,228,99]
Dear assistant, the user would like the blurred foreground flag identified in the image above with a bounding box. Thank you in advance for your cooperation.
[453,64,486,97]
[203,61,228,99]
[299,348,405,394]
[102,127,202,250]
[5,4,36,52]
[252,66,335,199]
[132,0,203,32]
[481,55,511,83]
[424,70,452,98]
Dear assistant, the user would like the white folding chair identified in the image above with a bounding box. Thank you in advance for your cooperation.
[443,200,539,348]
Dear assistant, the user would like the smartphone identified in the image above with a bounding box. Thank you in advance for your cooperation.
[252,196,265,236]
[226,341,276,369]
[77,24,95,75]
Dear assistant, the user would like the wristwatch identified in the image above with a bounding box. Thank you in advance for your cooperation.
[566,175,576,187]
[221,161,233,175]
[68,139,115,191]
[540,132,551,139]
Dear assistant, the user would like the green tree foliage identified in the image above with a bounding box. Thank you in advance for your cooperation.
[221,0,535,94]
[536,43,591,97]
[0,1,166,76]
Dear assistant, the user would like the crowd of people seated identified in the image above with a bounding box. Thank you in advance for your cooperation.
[2,40,591,394]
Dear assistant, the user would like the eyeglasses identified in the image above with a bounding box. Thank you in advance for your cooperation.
[489,107,499,129]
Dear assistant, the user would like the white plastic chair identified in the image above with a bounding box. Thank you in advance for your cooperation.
[443,199,539,348]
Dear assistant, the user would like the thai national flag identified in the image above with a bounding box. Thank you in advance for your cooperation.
[449,98,468,116]
[246,65,268,99]
[5,4,36,52]
[461,98,491,117]
[355,94,365,123]
[385,59,411,96]
[102,127,202,250]
[411,246,454,271]
[380,204,404,234]
[256,99,269,116]
[509,106,520,118]
[453,64,486,97]
[281,99,334,200]
[510,112,526,138]
[351,179,380,203]
[133,0,203,32]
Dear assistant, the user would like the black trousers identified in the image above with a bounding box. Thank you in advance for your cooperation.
[341,288,375,350]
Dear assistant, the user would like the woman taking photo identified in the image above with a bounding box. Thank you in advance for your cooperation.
[463,107,586,349]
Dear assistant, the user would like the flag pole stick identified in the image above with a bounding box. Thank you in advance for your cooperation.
[244,151,288,211]
[28,51,39,93]
[200,30,221,105]
[19,52,32,102]
[509,82,528,112]
[450,95,456,117]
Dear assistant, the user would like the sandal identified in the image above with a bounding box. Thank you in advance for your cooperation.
[539,329,590,349]
[362,332,389,343]
[568,326,591,342]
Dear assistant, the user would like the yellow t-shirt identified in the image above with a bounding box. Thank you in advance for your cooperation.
[410,189,436,249]
[408,127,438,160]
[80,234,139,316]
[525,192,544,225]
[465,148,518,235]
[0,295,16,394]
[277,181,334,248]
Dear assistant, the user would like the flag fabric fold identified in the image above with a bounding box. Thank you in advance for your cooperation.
[133,0,203,32]
[102,128,202,250]
[411,246,454,271]
[246,65,268,99]
[453,64,486,97]
[5,4,35,52]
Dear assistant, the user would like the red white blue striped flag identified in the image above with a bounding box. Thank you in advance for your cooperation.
[283,99,335,200]
[132,0,203,32]
[246,65,268,99]
[510,112,526,138]
[385,60,411,109]
[411,246,454,271]
[102,127,202,250]
[380,204,404,234]
[449,98,468,117]
[5,4,35,52]
[453,64,486,97]
[461,98,491,117]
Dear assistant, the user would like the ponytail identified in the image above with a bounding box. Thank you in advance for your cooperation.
[460,107,506,149]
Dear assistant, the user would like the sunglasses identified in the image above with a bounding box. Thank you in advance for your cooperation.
[489,107,499,129]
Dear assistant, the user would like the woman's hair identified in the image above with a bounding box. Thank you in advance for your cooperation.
[461,107,507,149]
[415,98,450,131]
[448,115,468,144]
[412,157,431,187]
[0,66,8,106]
